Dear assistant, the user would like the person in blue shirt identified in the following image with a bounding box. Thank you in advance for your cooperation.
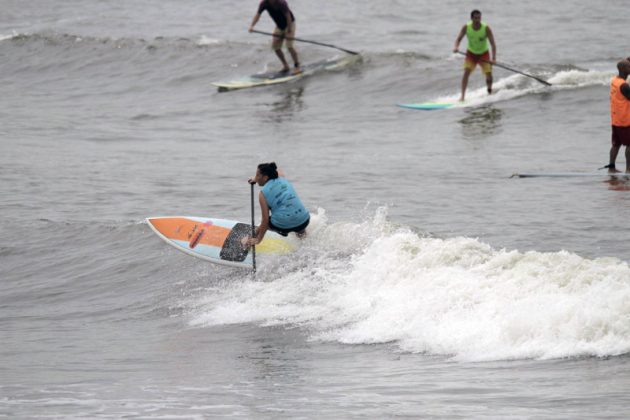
[245,162,310,246]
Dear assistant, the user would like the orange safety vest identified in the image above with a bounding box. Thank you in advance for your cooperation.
[610,76,630,127]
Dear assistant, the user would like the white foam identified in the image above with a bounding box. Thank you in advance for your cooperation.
[435,68,611,108]
[189,208,630,362]
[547,68,611,87]
[0,31,19,42]
[196,36,221,46]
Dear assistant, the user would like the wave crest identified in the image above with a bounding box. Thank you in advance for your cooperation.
[188,208,630,362]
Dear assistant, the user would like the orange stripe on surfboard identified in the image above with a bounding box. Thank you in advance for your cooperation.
[149,217,230,248]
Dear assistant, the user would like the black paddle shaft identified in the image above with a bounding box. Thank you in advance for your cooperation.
[250,182,256,274]
[251,29,359,55]
[456,51,551,86]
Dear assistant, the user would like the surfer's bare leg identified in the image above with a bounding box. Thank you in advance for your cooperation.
[486,73,493,94]
[625,146,630,173]
[609,145,621,173]
[460,68,472,101]
[285,22,299,72]
[288,47,300,72]
[274,49,290,72]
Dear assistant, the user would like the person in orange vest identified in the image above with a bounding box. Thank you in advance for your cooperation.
[608,60,630,173]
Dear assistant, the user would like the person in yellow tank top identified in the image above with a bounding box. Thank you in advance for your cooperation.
[453,10,496,102]
[607,60,630,173]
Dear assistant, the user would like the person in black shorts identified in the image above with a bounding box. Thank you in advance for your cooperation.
[249,0,300,74]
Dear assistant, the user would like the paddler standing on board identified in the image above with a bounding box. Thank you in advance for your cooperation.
[606,60,630,173]
[245,162,310,247]
[453,9,497,102]
[249,0,301,74]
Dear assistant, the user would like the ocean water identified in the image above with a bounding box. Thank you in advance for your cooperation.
[2,0,630,418]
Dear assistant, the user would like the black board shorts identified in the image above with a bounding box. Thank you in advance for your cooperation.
[612,125,630,147]
[269,216,310,237]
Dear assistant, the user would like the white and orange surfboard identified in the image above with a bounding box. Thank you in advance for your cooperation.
[146,216,295,268]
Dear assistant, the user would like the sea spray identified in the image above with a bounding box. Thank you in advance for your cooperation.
[190,209,630,361]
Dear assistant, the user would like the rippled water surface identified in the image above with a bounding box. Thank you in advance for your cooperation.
[2,0,630,418]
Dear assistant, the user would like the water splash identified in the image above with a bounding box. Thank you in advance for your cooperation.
[435,67,610,108]
[188,208,630,362]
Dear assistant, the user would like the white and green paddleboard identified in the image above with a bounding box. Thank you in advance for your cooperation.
[213,55,360,92]
[397,102,462,110]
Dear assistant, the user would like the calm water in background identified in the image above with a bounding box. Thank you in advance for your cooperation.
[2,0,630,418]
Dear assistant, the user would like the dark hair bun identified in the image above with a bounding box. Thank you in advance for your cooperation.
[258,162,279,179]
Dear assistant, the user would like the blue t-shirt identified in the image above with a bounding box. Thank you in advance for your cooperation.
[261,177,309,229]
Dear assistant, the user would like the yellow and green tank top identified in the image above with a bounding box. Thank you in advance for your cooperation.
[466,21,489,55]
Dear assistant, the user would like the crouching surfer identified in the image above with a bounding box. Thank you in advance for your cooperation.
[245,162,309,247]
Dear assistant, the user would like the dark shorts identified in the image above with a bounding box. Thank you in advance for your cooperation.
[269,216,310,237]
[612,125,630,147]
